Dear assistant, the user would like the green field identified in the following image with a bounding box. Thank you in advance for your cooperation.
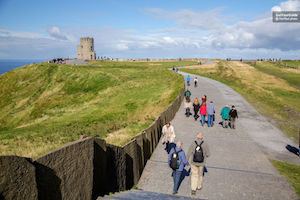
[0,61,194,158]
[272,160,300,197]
[182,60,300,141]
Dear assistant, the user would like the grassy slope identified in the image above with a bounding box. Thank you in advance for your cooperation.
[0,61,195,157]
[272,160,300,197]
[182,61,300,141]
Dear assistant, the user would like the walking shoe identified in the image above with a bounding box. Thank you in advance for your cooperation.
[173,191,177,195]
[191,190,196,195]
[197,186,202,190]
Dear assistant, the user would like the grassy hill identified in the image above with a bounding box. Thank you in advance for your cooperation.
[182,60,300,141]
[0,61,195,157]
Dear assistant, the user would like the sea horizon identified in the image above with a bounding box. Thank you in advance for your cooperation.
[0,59,45,75]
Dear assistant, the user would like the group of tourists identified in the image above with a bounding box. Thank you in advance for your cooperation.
[185,74,198,87]
[162,123,210,195]
[159,73,240,196]
[184,76,239,129]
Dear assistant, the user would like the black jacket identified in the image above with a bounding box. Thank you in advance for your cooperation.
[193,103,200,111]
[229,109,238,118]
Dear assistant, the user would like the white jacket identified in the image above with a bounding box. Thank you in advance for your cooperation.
[184,101,193,109]
[162,125,176,143]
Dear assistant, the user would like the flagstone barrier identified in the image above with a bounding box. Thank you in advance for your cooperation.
[0,85,184,200]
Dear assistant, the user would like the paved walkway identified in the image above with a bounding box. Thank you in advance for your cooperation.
[138,69,299,200]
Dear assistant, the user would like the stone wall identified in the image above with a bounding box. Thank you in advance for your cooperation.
[0,85,184,200]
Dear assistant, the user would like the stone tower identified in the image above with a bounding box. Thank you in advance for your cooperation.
[77,37,96,60]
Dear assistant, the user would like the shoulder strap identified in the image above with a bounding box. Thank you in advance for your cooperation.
[194,141,199,146]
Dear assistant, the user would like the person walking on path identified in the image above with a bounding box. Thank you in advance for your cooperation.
[194,77,198,87]
[184,98,193,117]
[188,132,210,195]
[186,75,191,86]
[162,122,176,153]
[207,101,215,127]
[184,89,192,101]
[199,102,207,126]
[168,141,189,195]
[229,105,238,129]
[220,105,231,128]
[193,98,200,121]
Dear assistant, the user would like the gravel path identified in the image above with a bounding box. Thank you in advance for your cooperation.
[137,69,299,200]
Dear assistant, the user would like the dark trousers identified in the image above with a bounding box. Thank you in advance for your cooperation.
[194,109,199,120]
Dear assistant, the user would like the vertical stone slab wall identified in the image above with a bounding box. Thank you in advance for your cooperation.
[35,137,94,200]
[0,156,38,200]
[0,84,184,200]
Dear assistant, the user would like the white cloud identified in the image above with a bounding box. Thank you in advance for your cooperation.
[0,28,75,59]
[272,0,300,11]
[145,8,225,30]
[47,26,73,41]
[1,1,300,59]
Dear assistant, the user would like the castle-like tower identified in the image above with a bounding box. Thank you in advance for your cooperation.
[77,37,96,60]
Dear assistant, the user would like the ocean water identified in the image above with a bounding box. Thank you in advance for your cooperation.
[0,59,44,75]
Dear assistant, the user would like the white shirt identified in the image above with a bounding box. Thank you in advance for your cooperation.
[162,124,176,143]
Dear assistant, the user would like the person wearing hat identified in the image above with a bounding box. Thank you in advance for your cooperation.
[188,132,210,195]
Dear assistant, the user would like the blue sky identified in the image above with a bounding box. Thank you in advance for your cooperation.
[0,0,300,59]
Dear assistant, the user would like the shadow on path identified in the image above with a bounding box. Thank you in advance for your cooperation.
[286,144,299,156]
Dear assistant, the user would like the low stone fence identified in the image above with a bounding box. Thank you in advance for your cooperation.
[0,86,184,200]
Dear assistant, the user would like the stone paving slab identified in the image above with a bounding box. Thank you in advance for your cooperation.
[138,69,299,200]
[98,189,202,200]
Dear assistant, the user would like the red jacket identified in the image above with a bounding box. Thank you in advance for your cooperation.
[199,103,207,115]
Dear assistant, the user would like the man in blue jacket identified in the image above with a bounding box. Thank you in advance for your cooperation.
[168,141,188,194]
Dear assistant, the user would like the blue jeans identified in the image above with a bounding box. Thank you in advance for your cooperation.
[200,115,206,126]
[207,115,214,127]
[173,170,182,193]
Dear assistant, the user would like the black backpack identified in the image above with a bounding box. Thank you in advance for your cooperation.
[193,141,204,163]
[170,148,182,170]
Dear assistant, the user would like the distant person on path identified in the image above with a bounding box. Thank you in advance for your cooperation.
[194,77,198,87]
[207,101,215,127]
[184,89,191,101]
[229,105,238,129]
[162,122,176,153]
[186,75,191,86]
[188,132,210,195]
[199,102,207,126]
[220,105,230,128]
[193,98,200,121]
[184,98,193,117]
[168,141,188,195]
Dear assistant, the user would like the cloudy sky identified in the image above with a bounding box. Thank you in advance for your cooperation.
[0,0,300,59]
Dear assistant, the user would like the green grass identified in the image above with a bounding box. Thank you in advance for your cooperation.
[0,61,195,157]
[248,61,300,89]
[272,160,300,197]
[182,61,300,141]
